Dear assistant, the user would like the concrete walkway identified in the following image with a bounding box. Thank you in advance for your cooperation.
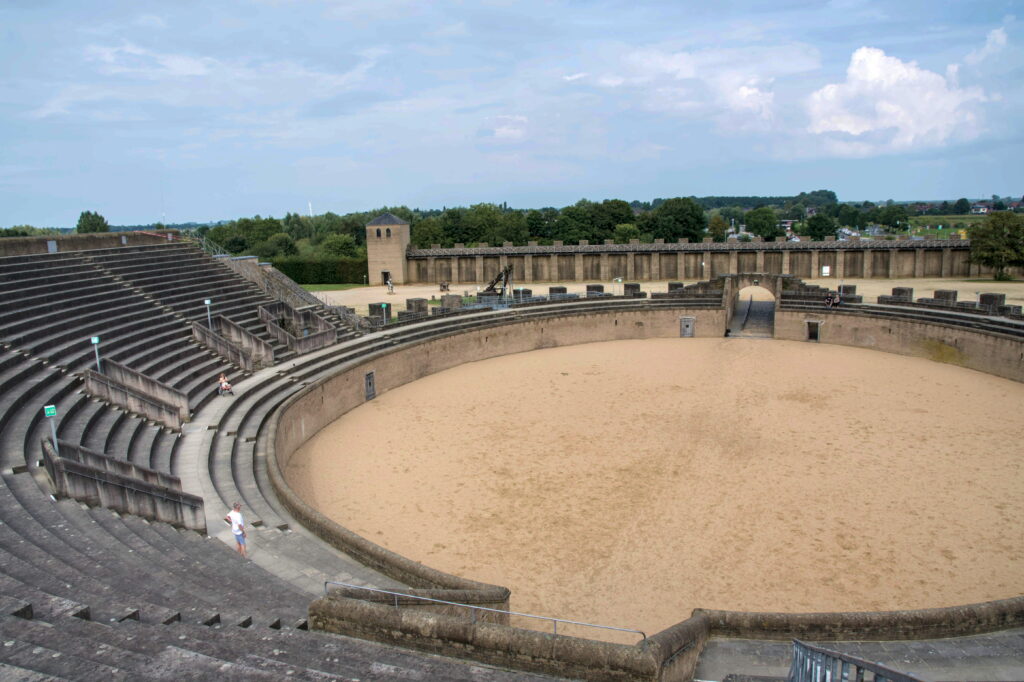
[174,350,404,596]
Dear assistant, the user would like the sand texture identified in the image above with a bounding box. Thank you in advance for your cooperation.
[285,339,1024,639]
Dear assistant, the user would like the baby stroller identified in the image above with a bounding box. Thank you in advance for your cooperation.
[217,375,235,396]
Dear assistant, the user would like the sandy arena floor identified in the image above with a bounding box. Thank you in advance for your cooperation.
[319,277,1024,316]
[285,338,1024,640]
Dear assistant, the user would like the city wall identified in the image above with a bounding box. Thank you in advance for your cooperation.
[400,236,988,284]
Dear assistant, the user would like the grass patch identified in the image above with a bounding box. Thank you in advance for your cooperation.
[301,283,366,292]
[428,296,476,306]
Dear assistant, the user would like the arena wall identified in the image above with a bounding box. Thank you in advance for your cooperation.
[267,301,1024,681]
[0,231,181,256]
[775,310,1024,382]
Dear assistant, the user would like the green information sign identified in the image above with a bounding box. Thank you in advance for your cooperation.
[44,405,56,418]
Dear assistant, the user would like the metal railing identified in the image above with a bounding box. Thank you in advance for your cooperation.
[740,294,753,329]
[324,581,646,641]
[182,231,232,258]
[788,639,924,682]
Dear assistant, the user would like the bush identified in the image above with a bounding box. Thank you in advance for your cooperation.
[270,257,368,284]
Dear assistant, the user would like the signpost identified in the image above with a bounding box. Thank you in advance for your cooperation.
[204,299,213,330]
[90,336,101,373]
[44,405,58,455]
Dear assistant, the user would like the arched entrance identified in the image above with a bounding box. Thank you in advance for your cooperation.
[728,284,776,337]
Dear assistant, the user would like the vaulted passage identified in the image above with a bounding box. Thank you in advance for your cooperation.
[729,285,775,337]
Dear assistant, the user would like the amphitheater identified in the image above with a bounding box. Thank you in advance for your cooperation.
[0,228,1022,681]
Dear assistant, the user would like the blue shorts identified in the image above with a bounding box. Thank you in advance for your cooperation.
[234,532,246,546]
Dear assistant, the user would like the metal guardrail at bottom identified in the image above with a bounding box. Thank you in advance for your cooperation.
[788,639,924,682]
[324,581,646,642]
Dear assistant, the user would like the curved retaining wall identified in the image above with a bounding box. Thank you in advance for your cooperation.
[775,308,1024,382]
[267,301,1024,681]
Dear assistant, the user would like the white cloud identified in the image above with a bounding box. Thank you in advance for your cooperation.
[562,72,587,82]
[31,43,383,119]
[965,27,1007,65]
[486,115,528,141]
[594,43,819,127]
[806,47,986,156]
[134,14,167,29]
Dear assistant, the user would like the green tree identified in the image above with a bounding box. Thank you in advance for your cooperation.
[783,202,806,221]
[553,200,594,243]
[877,204,909,229]
[969,211,1024,280]
[954,198,971,214]
[319,233,359,257]
[707,214,729,242]
[639,197,706,242]
[463,203,505,244]
[76,210,109,233]
[744,206,780,240]
[592,200,635,241]
[256,232,298,259]
[804,214,837,240]
[613,223,641,244]
[283,212,312,240]
[411,217,447,248]
[501,211,530,245]
[719,206,744,225]
[836,204,862,229]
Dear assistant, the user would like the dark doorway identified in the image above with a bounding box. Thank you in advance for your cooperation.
[380,270,391,285]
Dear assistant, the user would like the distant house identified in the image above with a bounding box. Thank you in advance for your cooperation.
[970,204,989,215]
[805,206,818,217]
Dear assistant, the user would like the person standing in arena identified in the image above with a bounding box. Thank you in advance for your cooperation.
[224,502,247,558]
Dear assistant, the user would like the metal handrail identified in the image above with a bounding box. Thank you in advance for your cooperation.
[181,231,231,258]
[740,294,753,329]
[789,639,924,682]
[323,581,646,641]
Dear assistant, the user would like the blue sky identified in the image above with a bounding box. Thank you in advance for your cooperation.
[1,1,1021,227]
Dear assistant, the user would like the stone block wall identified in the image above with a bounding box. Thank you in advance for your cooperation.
[192,317,274,371]
[82,360,189,429]
[42,440,205,532]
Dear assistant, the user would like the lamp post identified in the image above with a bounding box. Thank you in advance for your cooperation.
[204,299,213,330]
[90,336,101,373]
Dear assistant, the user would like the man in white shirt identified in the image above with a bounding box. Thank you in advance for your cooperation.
[224,502,247,558]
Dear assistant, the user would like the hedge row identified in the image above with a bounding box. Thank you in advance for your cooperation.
[271,257,368,284]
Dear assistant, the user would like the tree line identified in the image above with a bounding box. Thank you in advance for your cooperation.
[3,192,1014,263]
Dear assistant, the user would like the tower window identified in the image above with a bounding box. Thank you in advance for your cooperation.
[386,228,392,238]
[376,228,381,238]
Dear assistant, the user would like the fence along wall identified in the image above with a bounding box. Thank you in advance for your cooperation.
[401,236,995,284]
